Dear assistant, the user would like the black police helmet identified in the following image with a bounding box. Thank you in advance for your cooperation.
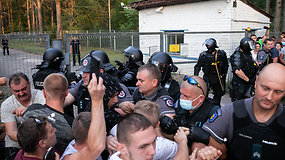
[240,37,254,53]
[41,48,64,69]
[148,52,178,83]
[205,38,218,52]
[123,46,144,66]
[90,50,114,71]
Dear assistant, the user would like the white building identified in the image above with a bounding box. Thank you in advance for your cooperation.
[130,0,272,58]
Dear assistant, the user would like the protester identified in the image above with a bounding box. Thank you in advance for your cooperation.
[60,73,106,160]
[15,116,59,160]
[22,73,73,155]
[1,72,45,160]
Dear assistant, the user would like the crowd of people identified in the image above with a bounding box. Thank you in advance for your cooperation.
[0,31,285,160]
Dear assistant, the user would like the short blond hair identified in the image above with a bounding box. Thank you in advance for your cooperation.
[43,73,68,99]
[134,100,159,127]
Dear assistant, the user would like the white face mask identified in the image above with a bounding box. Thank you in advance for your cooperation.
[179,95,202,110]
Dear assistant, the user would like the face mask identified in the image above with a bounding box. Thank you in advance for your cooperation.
[282,42,285,46]
[180,95,202,110]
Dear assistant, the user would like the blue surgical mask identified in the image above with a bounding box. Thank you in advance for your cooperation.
[282,42,285,46]
[179,95,202,110]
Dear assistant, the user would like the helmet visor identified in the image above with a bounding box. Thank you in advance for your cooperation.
[247,40,254,50]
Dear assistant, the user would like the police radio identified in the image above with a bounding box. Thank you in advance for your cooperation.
[89,56,100,84]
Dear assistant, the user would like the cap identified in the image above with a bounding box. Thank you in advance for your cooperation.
[78,57,91,72]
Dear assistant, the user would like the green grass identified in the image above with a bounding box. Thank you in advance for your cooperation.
[10,40,46,55]
[72,47,126,66]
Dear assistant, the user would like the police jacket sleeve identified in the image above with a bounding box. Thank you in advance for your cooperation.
[194,53,206,76]
[121,71,135,85]
[230,52,242,72]
[156,96,175,116]
[118,83,134,104]
[221,50,229,75]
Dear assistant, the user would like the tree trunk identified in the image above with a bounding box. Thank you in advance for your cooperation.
[0,0,3,35]
[32,2,35,33]
[27,0,31,33]
[69,0,75,29]
[56,0,62,39]
[37,0,43,34]
[51,1,54,29]
[282,0,285,32]
[9,1,13,32]
[274,0,282,32]
[266,0,271,13]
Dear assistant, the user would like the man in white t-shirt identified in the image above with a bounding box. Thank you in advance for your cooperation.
[1,72,45,159]
[108,100,178,160]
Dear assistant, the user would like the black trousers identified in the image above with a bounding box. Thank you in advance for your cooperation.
[3,46,9,55]
[72,52,81,66]
[204,75,226,105]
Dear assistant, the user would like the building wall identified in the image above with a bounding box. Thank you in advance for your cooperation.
[138,0,271,57]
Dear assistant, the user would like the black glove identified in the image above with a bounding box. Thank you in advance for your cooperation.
[188,126,210,145]
[115,60,123,67]
[248,78,255,85]
[159,116,179,135]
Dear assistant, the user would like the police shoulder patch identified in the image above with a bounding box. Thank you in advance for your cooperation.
[83,59,88,66]
[118,90,126,98]
[163,98,174,108]
[209,109,222,123]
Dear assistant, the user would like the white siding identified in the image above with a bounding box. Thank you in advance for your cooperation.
[138,0,271,58]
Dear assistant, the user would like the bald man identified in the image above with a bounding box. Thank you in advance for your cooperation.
[193,63,285,159]
[159,76,220,143]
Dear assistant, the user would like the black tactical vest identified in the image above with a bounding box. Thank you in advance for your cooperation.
[175,98,217,128]
[228,100,285,160]
[32,68,63,90]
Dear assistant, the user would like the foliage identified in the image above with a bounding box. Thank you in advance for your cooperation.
[0,0,139,33]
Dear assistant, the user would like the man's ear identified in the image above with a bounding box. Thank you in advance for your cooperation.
[38,139,47,149]
[42,89,47,99]
[65,89,69,97]
[199,94,205,103]
[254,76,258,89]
[152,79,158,87]
[116,143,128,157]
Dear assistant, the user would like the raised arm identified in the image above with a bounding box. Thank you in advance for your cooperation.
[64,73,106,160]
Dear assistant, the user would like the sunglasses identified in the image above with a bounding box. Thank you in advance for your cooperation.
[183,75,204,95]
[29,116,46,142]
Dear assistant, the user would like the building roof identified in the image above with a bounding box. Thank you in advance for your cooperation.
[130,0,273,20]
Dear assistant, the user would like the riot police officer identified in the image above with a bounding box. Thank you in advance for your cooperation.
[194,38,228,105]
[229,37,258,101]
[32,48,65,90]
[90,50,121,82]
[116,46,144,87]
[148,52,180,102]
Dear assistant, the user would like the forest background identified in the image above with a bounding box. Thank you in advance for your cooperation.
[0,0,284,39]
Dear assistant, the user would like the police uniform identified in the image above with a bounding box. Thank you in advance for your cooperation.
[133,85,175,116]
[175,98,220,128]
[162,78,180,102]
[2,38,9,55]
[202,97,285,159]
[230,47,258,101]
[194,49,228,105]
[257,48,273,71]
[117,63,139,87]
[32,68,64,90]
